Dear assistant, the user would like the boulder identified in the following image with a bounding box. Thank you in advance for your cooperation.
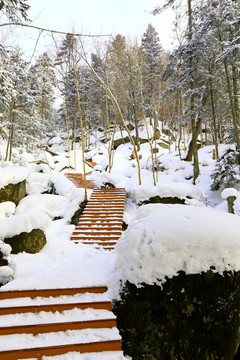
[0,180,26,205]
[114,271,240,360]
[4,229,46,254]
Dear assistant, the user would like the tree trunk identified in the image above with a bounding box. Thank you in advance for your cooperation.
[184,117,202,162]
[187,0,199,183]
[209,68,219,159]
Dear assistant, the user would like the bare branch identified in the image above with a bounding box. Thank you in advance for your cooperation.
[0,22,111,38]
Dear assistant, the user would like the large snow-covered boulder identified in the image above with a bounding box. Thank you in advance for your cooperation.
[128,182,203,206]
[114,203,240,287]
[1,211,51,254]
[112,204,240,359]
[0,165,29,205]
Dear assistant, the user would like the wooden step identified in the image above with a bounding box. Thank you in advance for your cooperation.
[0,318,117,336]
[0,339,122,360]
[0,300,112,315]
[81,241,117,246]
[72,231,122,236]
[0,287,107,300]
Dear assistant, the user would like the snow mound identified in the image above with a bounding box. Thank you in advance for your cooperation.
[26,173,52,195]
[128,182,203,203]
[0,240,14,285]
[0,202,16,220]
[112,204,240,292]
[16,194,72,220]
[221,188,239,199]
[0,166,29,189]
[0,211,51,239]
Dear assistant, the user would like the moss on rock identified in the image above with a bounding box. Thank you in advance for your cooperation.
[0,180,26,205]
[140,195,185,206]
[4,229,46,254]
[71,200,88,226]
[113,271,240,360]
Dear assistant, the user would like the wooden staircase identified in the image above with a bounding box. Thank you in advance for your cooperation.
[65,171,97,189]
[0,286,122,359]
[71,188,126,250]
[0,174,126,358]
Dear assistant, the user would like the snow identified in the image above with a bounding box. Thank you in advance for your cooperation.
[109,203,240,296]
[0,165,29,189]
[0,327,121,351]
[0,308,115,326]
[42,352,130,360]
[0,201,16,220]
[16,194,72,220]
[221,187,239,199]
[1,219,116,291]
[0,265,14,285]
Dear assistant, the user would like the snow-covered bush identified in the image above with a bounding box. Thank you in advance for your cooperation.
[211,148,240,191]
[112,204,240,359]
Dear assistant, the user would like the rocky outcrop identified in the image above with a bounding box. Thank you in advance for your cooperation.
[0,180,26,205]
[4,229,46,254]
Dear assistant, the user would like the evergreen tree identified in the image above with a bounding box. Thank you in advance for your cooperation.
[0,0,30,21]
[211,147,240,191]
[141,24,163,128]
[29,52,57,128]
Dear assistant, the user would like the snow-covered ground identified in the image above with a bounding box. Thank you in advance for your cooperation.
[0,130,240,359]
[0,137,239,291]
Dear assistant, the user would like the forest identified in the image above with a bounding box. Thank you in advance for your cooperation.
[0,0,239,188]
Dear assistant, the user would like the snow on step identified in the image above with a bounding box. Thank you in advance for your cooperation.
[42,350,128,360]
[0,327,121,351]
[71,188,126,250]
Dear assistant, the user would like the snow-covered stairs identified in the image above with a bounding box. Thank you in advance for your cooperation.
[65,172,97,189]
[0,286,122,359]
[71,188,126,250]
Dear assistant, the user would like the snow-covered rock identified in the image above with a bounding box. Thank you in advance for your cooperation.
[0,211,51,240]
[128,182,203,204]
[16,194,72,220]
[111,204,240,294]
[0,166,29,189]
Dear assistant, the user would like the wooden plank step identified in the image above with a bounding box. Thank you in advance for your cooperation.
[0,339,122,360]
[72,231,121,236]
[0,318,117,336]
[71,235,119,240]
[84,204,124,211]
[80,215,123,218]
[78,216,122,224]
[0,287,107,300]
[82,211,124,215]
[75,227,122,231]
[0,301,112,315]
[80,241,117,246]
